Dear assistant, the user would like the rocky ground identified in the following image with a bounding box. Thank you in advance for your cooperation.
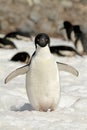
[0,0,87,36]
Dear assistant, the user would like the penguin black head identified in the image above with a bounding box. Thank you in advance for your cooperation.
[61,21,73,40]
[35,33,50,48]
[63,21,73,29]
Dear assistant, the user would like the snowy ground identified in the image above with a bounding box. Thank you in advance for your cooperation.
[0,37,87,130]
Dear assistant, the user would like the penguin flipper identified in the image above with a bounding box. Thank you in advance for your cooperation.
[57,62,79,76]
[5,65,29,84]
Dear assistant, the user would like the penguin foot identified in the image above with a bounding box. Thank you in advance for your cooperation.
[39,106,48,112]
[39,105,55,112]
[50,107,54,112]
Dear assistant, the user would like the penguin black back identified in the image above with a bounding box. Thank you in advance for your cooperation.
[11,52,30,64]
[0,38,17,49]
[5,31,32,40]
[4,32,17,38]
[73,25,82,38]
[50,45,82,56]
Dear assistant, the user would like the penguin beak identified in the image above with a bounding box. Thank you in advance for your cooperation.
[39,38,47,47]
[40,38,45,43]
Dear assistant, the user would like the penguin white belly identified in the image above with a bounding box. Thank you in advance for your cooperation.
[61,29,68,40]
[59,50,75,56]
[71,31,76,42]
[76,40,84,54]
[26,55,60,111]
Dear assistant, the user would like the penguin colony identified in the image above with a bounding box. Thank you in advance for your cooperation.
[1,20,85,111]
[5,33,79,112]
[0,27,84,61]
[60,21,87,55]
[0,21,87,112]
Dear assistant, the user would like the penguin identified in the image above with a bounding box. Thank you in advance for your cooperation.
[5,33,79,112]
[73,25,87,54]
[50,45,81,57]
[10,52,30,64]
[60,21,74,41]
[4,31,33,41]
[0,38,17,49]
[60,21,84,55]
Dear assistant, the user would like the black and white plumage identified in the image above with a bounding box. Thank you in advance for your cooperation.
[0,38,17,49]
[50,45,82,57]
[4,31,33,41]
[11,52,30,64]
[73,25,87,54]
[60,21,86,55]
[5,33,78,112]
[60,21,74,41]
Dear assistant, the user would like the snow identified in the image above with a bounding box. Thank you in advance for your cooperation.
[0,37,87,130]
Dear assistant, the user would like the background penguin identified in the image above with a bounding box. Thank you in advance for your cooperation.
[5,33,78,112]
[10,52,30,64]
[60,21,74,41]
[73,25,87,54]
[4,31,33,41]
[0,37,17,49]
[59,21,85,55]
[50,45,82,57]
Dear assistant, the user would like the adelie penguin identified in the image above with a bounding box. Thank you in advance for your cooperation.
[11,52,30,64]
[5,33,79,112]
[4,31,33,41]
[73,25,87,55]
[0,38,17,49]
[60,21,74,41]
[50,45,81,57]
[60,21,84,55]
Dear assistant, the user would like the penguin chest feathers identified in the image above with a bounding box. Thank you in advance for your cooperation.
[28,46,59,86]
